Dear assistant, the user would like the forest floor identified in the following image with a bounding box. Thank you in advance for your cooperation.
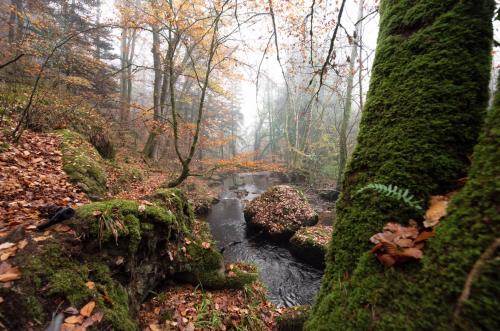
[0,126,305,330]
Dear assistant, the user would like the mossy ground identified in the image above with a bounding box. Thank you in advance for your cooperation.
[58,129,108,197]
[0,240,136,331]
[307,0,495,330]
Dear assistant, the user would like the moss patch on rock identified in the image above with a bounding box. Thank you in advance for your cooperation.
[290,225,332,268]
[244,185,318,240]
[58,129,107,197]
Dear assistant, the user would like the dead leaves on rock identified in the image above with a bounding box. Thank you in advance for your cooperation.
[245,185,317,236]
[370,192,456,267]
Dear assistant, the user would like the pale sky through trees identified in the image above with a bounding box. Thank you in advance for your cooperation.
[100,0,500,130]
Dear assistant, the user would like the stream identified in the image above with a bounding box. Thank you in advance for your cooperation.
[207,172,323,307]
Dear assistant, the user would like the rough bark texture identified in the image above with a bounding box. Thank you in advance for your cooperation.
[306,0,494,329]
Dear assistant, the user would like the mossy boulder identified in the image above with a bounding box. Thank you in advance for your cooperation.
[290,225,332,268]
[244,185,318,240]
[0,239,136,331]
[58,129,107,197]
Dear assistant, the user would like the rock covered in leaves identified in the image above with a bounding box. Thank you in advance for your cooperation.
[244,185,318,239]
[290,225,333,268]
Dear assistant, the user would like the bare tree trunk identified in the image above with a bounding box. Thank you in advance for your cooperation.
[120,27,129,126]
[337,0,363,190]
[144,23,163,160]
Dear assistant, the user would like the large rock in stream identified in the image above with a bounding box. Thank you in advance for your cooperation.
[244,185,318,240]
[0,189,256,330]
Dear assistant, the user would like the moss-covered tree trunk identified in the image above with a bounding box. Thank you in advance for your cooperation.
[307,0,494,329]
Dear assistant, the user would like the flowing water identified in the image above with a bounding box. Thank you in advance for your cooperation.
[207,172,323,307]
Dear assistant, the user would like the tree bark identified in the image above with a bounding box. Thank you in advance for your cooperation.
[144,23,163,160]
[306,0,495,329]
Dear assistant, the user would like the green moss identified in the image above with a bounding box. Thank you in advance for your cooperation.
[153,188,195,230]
[58,129,107,197]
[76,199,180,252]
[276,306,310,331]
[6,241,136,330]
[307,1,495,330]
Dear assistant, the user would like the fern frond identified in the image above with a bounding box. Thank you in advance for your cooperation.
[356,183,423,212]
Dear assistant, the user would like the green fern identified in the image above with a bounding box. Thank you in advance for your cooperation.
[356,183,424,212]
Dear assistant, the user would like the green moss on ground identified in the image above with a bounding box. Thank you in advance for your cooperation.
[58,129,107,197]
[0,241,136,331]
[307,0,495,330]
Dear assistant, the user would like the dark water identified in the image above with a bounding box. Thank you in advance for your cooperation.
[207,172,323,307]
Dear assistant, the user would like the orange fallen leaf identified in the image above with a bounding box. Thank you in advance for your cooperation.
[398,247,423,259]
[415,230,434,244]
[85,281,95,290]
[0,266,21,282]
[80,301,96,317]
[201,242,211,249]
[18,239,28,249]
[64,315,84,324]
[376,253,396,267]
[424,195,448,228]
[33,235,51,242]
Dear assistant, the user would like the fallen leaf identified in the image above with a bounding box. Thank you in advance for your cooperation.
[149,324,161,331]
[18,239,28,249]
[33,235,51,242]
[424,195,448,228]
[64,315,84,324]
[376,253,396,267]
[138,204,146,212]
[227,271,236,278]
[80,301,96,317]
[85,281,95,290]
[414,230,434,244]
[201,242,211,249]
[64,307,79,315]
[0,243,15,251]
[399,248,423,259]
[0,267,21,282]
